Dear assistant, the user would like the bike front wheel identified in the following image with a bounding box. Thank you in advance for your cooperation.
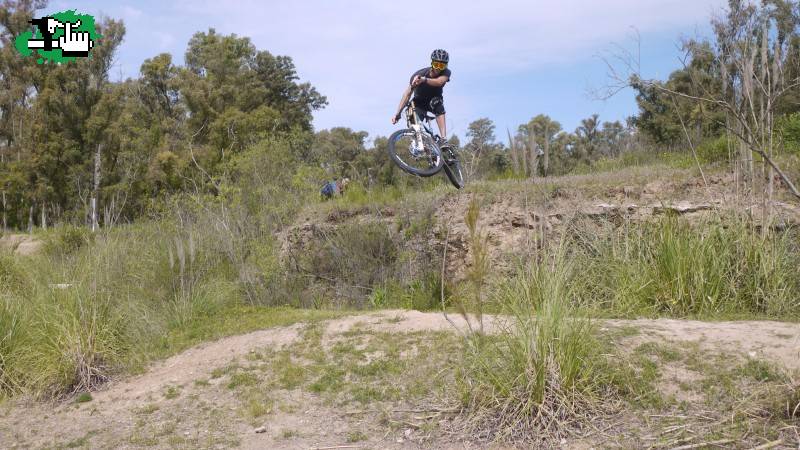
[387,129,444,177]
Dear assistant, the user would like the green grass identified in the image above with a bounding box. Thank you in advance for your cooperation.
[211,363,239,379]
[243,392,273,419]
[75,392,93,403]
[230,320,458,409]
[62,430,98,448]
[608,353,666,409]
[571,215,800,319]
[274,353,307,389]
[588,150,697,172]
[737,359,785,383]
[280,428,300,439]
[1,233,345,398]
[635,342,682,363]
[134,403,160,415]
[151,306,346,360]
[227,372,258,390]
[0,198,354,399]
[346,430,368,442]
[456,242,605,440]
[163,385,180,399]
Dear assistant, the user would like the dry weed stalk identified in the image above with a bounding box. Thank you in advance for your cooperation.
[460,197,490,335]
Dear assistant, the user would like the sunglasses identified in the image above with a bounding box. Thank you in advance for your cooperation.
[431,61,447,70]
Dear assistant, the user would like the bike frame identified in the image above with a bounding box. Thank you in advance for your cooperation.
[405,100,439,151]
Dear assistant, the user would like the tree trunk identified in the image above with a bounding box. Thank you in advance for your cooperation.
[1,191,6,232]
[28,204,34,234]
[528,132,538,180]
[543,125,550,177]
[41,203,46,231]
[91,143,102,232]
[520,134,528,177]
[1,139,5,231]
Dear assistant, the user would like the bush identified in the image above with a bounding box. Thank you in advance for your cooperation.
[0,253,30,295]
[0,298,21,395]
[44,225,94,256]
[696,135,729,163]
[16,287,129,396]
[302,222,397,305]
[457,246,602,441]
[0,216,245,397]
[369,273,448,311]
[574,216,800,318]
[778,112,800,154]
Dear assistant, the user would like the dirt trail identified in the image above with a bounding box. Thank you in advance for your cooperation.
[1,311,798,449]
[96,311,800,410]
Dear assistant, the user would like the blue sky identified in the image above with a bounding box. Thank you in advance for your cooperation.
[49,0,727,144]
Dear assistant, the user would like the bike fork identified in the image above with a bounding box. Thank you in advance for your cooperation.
[412,124,424,151]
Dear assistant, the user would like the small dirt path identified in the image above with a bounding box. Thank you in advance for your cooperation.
[1,311,798,449]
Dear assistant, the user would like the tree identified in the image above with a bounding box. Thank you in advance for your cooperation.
[520,114,562,176]
[575,114,600,159]
[464,118,497,179]
[631,40,726,148]
[18,15,125,227]
[312,127,368,179]
[178,29,327,182]
[0,0,48,229]
[616,0,800,201]
[598,120,626,156]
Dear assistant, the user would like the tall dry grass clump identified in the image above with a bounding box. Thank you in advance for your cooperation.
[461,197,490,333]
[0,218,240,398]
[456,220,601,442]
[574,215,800,318]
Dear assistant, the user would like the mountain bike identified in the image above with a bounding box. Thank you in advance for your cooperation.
[388,100,464,189]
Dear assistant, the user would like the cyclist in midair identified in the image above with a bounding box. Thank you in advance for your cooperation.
[391,49,451,149]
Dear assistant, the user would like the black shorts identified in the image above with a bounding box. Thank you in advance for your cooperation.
[413,96,445,121]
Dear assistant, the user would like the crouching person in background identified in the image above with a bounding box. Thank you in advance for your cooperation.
[320,178,350,200]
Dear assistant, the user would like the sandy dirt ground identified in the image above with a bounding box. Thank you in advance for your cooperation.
[2,310,798,449]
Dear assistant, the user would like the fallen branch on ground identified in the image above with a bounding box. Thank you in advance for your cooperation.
[669,439,735,450]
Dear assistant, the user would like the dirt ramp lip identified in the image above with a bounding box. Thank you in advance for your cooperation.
[95,312,800,407]
[0,233,43,255]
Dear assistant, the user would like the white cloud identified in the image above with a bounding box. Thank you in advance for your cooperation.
[153,31,176,50]
[164,0,728,138]
[121,5,143,20]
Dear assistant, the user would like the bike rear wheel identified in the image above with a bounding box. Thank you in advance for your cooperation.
[442,156,464,189]
[387,129,444,177]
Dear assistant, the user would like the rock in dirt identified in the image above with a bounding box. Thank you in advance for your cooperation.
[652,202,713,215]
[254,426,267,433]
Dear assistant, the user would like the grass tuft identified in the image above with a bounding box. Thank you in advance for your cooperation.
[573,216,800,318]
[456,242,604,442]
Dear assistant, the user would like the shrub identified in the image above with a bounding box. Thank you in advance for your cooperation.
[44,225,94,256]
[696,135,729,163]
[778,112,800,154]
[457,245,601,442]
[369,273,448,311]
[0,298,21,395]
[574,216,800,318]
[0,253,30,295]
[302,222,398,305]
[0,218,242,397]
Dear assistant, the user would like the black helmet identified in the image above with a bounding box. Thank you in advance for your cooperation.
[431,49,449,63]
